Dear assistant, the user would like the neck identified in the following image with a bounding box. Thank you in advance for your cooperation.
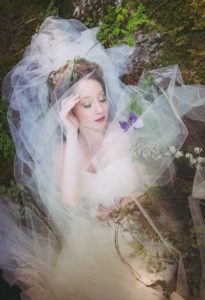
[78,125,107,155]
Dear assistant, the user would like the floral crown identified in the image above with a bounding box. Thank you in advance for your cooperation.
[47,57,102,98]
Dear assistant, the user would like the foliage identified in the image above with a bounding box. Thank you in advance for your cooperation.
[189,0,205,31]
[0,99,15,185]
[180,218,201,300]
[38,0,59,28]
[141,0,205,83]
[0,180,23,203]
[78,1,155,47]
[74,0,114,27]
[97,4,155,47]
[0,0,57,88]
[30,0,60,33]
[0,0,61,186]
[109,183,201,299]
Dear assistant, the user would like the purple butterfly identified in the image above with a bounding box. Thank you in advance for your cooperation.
[119,112,144,131]
[119,121,131,132]
[129,112,144,128]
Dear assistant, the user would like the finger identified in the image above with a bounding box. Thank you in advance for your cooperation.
[61,100,80,115]
[61,99,80,114]
[61,93,80,107]
[60,104,79,122]
[60,98,80,114]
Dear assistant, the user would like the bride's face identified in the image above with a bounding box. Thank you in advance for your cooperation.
[72,79,109,129]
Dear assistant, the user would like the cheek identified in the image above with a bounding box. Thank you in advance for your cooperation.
[104,102,109,115]
[72,106,92,124]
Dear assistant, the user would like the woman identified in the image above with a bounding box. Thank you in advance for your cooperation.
[1,16,205,299]
[51,59,146,215]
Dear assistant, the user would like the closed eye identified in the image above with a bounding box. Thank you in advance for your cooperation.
[80,98,92,108]
[83,103,92,108]
[99,96,106,102]
[81,95,106,107]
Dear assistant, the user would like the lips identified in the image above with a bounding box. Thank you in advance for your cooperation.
[95,116,105,122]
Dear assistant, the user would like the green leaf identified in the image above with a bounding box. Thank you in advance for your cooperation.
[125,35,135,47]
[116,14,124,23]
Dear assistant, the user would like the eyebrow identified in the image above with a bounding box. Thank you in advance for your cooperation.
[80,97,92,102]
[80,91,105,101]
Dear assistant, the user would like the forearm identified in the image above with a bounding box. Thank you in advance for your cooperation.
[59,133,81,207]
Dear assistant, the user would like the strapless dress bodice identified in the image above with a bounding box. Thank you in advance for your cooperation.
[80,156,145,210]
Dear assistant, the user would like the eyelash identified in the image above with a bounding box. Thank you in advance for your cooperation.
[99,97,106,102]
[83,97,106,108]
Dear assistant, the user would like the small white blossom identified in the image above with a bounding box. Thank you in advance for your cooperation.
[197,156,205,163]
[189,158,197,166]
[169,146,176,154]
[196,164,202,170]
[175,151,183,158]
[194,147,202,154]
[185,153,193,159]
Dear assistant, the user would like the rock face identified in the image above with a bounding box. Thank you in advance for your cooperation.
[132,31,163,64]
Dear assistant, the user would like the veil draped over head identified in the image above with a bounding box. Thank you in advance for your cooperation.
[2,17,134,220]
[1,16,205,300]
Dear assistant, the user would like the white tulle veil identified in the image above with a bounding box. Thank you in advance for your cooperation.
[2,15,205,242]
[1,16,205,299]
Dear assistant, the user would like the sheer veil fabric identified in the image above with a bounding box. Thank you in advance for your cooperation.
[1,16,205,299]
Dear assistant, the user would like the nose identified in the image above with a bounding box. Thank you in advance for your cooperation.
[95,101,103,114]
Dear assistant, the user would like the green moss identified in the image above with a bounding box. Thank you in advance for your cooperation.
[96,4,155,47]
[0,100,15,185]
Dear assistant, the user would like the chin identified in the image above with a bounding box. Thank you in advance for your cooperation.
[95,120,108,128]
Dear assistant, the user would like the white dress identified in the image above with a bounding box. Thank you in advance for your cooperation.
[17,172,175,300]
[5,125,176,300]
[0,123,179,300]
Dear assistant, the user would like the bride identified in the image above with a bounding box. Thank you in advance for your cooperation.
[1,16,205,300]
[54,58,147,214]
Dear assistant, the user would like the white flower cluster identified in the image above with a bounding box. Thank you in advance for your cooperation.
[133,142,205,169]
[166,146,205,169]
[133,141,163,161]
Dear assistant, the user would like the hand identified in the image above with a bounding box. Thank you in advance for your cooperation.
[97,197,133,221]
[97,202,121,221]
[97,205,113,221]
[59,94,80,134]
